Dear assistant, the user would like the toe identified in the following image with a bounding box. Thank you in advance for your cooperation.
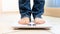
[18,17,30,24]
[34,18,45,24]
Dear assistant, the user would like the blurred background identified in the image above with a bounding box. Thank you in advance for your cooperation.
[0,0,60,34]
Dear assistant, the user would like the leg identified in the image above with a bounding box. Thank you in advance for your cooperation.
[32,0,45,24]
[19,0,31,19]
[32,0,45,19]
[18,0,31,24]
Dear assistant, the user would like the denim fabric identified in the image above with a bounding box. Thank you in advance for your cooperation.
[19,0,45,20]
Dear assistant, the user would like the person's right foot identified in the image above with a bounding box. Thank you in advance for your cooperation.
[18,17,30,25]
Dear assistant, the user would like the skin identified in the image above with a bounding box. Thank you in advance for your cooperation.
[34,18,45,24]
[18,17,45,24]
[18,17,30,25]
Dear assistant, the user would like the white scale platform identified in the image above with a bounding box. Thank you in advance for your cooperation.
[11,22,52,30]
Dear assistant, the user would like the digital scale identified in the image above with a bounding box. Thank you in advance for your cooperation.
[11,21,52,30]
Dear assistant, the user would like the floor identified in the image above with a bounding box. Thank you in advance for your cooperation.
[0,13,60,34]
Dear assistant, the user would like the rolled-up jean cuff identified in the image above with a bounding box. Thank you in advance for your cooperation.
[34,16,42,19]
[21,15,30,18]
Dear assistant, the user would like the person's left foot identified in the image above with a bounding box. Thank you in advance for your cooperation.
[34,18,45,24]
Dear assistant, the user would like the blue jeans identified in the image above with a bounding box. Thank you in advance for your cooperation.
[19,0,45,20]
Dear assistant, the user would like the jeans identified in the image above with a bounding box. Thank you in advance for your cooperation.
[19,0,45,20]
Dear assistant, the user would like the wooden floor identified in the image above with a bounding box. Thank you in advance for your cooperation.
[0,13,60,34]
[44,8,60,17]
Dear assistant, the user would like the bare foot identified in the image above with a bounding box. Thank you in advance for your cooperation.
[18,17,30,25]
[34,18,45,24]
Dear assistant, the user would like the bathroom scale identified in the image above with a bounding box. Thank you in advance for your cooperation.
[12,22,52,30]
